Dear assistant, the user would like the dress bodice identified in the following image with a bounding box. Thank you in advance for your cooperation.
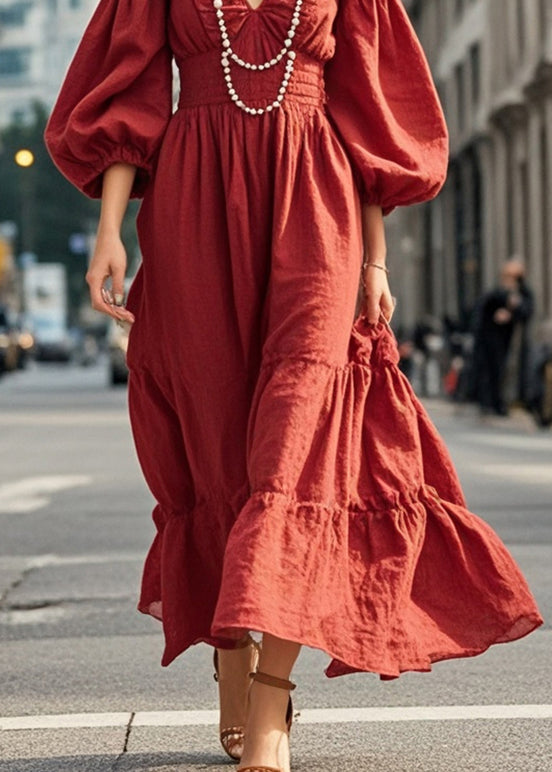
[168,0,338,66]
[45,0,449,209]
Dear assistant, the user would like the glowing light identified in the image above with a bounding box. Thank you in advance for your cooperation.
[14,149,35,168]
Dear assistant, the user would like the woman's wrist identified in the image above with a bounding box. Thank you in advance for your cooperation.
[96,220,122,239]
[362,249,387,266]
[363,260,389,274]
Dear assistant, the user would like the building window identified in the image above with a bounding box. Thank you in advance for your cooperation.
[69,0,83,7]
[0,48,31,77]
[455,61,466,133]
[436,80,447,115]
[541,124,550,313]
[516,0,525,57]
[455,0,464,18]
[436,0,446,38]
[469,43,481,106]
[0,2,32,26]
[540,0,548,44]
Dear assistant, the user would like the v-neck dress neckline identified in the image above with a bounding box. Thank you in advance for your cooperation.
[242,0,266,11]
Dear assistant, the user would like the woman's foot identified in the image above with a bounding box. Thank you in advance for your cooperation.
[238,673,295,772]
[215,635,260,761]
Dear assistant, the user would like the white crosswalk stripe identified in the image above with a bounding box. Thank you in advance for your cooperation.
[0,475,92,514]
[2,705,552,731]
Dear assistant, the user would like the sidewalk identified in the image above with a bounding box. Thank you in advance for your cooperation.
[422,397,543,435]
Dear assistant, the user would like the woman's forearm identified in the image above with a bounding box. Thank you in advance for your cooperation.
[360,203,393,324]
[361,204,386,266]
[84,162,137,323]
[98,163,137,235]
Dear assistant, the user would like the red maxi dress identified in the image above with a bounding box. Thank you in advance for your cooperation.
[46,0,542,679]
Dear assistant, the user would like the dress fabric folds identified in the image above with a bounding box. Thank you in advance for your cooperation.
[45,0,542,679]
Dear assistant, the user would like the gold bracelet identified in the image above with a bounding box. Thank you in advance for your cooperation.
[362,261,389,275]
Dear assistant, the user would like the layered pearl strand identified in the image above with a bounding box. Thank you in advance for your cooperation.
[213,0,303,115]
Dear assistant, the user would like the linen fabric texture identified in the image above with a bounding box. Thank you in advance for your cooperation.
[45,0,542,679]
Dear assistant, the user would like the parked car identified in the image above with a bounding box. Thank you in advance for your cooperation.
[0,306,20,375]
[107,319,129,385]
[32,316,73,362]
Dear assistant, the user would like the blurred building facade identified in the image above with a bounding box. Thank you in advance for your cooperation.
[391,0,552,331]
[0,0,96,126]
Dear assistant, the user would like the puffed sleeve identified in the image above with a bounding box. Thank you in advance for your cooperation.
[324,0,449,214]
[45,0,172,199]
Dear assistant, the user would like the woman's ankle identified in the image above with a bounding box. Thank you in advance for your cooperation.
[248,685,289,728]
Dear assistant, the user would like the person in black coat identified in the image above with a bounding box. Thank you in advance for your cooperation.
[472,259,534,415]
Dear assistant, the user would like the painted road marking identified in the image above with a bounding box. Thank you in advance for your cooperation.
[2,705,552,731]
[465,463,552,485]
[0,713,130,731]
[0,553,144,569]
[0,412,128,426]
[460,433,552,451]
[0,475,92,513]
[1,606,68,625]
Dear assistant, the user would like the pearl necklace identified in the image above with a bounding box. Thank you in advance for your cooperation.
[213,0,303,115]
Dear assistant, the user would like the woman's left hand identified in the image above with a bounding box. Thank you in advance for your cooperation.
[359,204,394,325]
[361,264,395,324]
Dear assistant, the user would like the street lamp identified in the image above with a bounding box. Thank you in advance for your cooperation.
[14,148,36,256]
[14,149,35,168]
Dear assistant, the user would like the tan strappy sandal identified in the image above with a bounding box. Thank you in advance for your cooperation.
[238,670,297,772]
[214,635,261,761]
[238,769,282,772]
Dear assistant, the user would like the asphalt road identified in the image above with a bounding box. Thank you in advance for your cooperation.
[0,360,551,771]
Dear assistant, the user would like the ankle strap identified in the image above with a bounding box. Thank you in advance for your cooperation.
[249,670,296,691]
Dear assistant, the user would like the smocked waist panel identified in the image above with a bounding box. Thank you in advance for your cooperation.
[177,49,326,109]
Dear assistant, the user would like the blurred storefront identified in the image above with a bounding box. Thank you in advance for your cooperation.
[391,0,552,330]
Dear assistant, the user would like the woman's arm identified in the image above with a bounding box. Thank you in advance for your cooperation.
[360,204,394,324]
[85,162,137,323]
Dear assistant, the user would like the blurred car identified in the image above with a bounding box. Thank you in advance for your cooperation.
[107,319,129,385]
[15,326,35,369]
[69,327,100,367]
[0,306,20,375]
[32,316,73,362]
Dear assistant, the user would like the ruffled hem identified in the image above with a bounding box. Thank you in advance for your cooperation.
[211,486,542,679]
[138,318,543,676]
[139,484,542,677]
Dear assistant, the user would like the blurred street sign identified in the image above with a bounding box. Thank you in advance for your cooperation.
[18,252,37,268]
[0,221,18,240]
[68,233,88,255]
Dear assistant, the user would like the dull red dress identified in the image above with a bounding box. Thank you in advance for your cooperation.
[45,0,542,679]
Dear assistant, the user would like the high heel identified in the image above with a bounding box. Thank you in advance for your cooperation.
[214,634,261,762]
[238,671,296,772]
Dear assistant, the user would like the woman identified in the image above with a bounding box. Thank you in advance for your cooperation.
[45,0,543,770]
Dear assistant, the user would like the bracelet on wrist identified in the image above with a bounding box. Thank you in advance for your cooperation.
[362,261,389,275]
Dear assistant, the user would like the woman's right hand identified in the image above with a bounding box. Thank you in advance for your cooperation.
[85,230,135,324]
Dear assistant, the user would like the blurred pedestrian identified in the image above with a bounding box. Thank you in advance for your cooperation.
[44,1,542,769]
[472,258,534,416]
[527,319,552,428]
